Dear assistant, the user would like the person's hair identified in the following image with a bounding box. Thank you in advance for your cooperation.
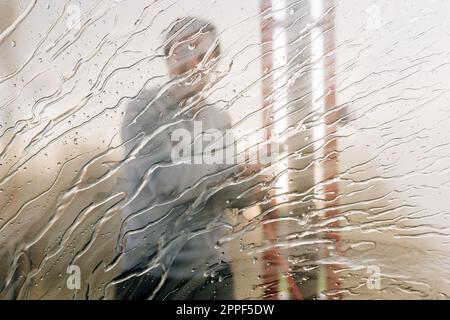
[163,17,221,58]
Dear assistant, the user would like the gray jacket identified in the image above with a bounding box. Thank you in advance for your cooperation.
[120,88,238,278]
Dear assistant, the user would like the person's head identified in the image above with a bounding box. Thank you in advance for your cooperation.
[164,17,221,98]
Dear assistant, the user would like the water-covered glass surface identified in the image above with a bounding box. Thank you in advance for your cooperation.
[1,0,450,299]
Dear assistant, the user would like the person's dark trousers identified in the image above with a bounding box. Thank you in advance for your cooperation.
[115,261,234,300]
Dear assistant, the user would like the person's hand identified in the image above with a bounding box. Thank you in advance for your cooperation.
[241,162,263,177]
[242,205,261,220]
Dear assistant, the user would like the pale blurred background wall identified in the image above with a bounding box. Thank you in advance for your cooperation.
[334,0,450,299]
